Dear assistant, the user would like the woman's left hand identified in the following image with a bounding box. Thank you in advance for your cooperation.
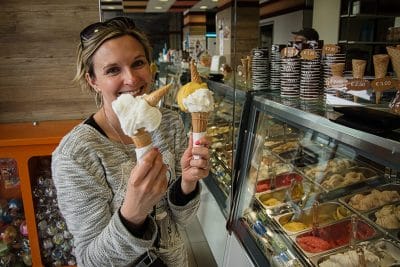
[181,133,211,195]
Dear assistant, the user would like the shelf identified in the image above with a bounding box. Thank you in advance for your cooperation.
[338,40,400,45]
[340,14,396,19]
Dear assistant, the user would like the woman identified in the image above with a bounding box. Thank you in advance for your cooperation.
[52,17,210,267]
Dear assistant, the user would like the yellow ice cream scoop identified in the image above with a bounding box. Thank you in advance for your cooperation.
[176,59,208,112]
[283,221,308,232]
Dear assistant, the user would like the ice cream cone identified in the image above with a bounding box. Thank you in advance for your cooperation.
[373,54,389,79]
[331,63,345,77]
[190,59,202,83]
[387,46,400,79]
[192,112,209,133]
[131,128,152,148]
[144,83,172,107]
[352,59,367,79]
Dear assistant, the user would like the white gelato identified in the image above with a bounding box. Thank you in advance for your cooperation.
[182,88,214,113]
[112,94,162,136]
[319,248,379,267]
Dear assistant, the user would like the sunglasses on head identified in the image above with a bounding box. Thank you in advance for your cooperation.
[80,16,136,45]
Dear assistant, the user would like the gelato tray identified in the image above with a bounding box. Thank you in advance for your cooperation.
[275,202,352,235]
[256,172,303,193]
[340,184,400,213]
[367,203,400,239]
[314,239,400,267]
[293,218,377,257]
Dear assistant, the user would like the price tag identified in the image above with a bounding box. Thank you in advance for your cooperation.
[281,47,299,58]
[371,77,395,92]
[300,49,317,60]
[346,78,370,91]
[322,44,339,55]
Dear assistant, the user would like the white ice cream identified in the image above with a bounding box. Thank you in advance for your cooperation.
[112,94,162,136]
[183,88,214,113]
[319,249,379,267]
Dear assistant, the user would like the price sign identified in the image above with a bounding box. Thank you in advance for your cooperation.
[322,44,339,55]
[371,77,395,92]
[300,49,317,60]
[281,47,299,58]
[346,78,370,91]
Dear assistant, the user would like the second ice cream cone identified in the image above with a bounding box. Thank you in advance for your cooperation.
[144,83,172,107]
[192,112,209,133]
[387,46,400,78]
[190,59,202,83]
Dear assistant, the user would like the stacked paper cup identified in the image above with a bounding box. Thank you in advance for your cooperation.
[251,48,269,90]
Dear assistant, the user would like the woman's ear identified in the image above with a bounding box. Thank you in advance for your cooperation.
[85,72,98,91]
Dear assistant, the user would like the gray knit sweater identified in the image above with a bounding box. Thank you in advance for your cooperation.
[52,108,200,267]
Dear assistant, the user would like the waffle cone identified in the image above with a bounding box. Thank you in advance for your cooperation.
[373,54,389,78]
[331,63,345,77]
[131,128,152,148]
[352,59,367,79]
[192,112,209,133]
[144,83,172,107]
[190,59,202,83]
[387,46,400,79]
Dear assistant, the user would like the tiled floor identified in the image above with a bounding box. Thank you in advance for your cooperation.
[181,217,218,267]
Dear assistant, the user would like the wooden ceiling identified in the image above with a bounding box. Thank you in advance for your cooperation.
[100,0,219,13]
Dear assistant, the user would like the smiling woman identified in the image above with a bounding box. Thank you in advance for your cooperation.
[51,16,211,267]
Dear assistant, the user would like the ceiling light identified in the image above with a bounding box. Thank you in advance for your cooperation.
[159,0,169,2]
[155,6,163,9]
[200,5,208,9]
[211,0,218,2]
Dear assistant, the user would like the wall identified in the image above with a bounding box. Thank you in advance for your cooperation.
[313,0,341,44]
[260,10,306,44]
[0,0,99,123]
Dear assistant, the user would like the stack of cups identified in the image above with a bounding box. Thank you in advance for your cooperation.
[270,44,285,91]
[251,48,269,90]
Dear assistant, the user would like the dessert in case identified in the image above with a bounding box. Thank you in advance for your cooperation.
[348,189,400,211]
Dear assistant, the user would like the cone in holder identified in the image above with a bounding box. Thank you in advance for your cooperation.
[352,59,367,79]
[373,54,390,79]
[331,63,345,77]
[192,112,209,133]
[387,46,400,78]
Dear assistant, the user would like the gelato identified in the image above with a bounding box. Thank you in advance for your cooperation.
[283,221,308,232]
[182,88,214,113]
[321,171,366,190]
[256,172,303,193]
[348,189,400,211]
[263,198,282,206]
[375,204,400,229]
[319,248,379,267]
[296,219,376,253]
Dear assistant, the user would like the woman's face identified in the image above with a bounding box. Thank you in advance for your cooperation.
[87,35,151,110]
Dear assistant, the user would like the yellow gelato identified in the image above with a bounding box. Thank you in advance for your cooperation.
[283,221,308,232]
[263,198,282,206]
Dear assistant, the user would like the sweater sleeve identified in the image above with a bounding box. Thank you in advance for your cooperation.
[52,150,157,267]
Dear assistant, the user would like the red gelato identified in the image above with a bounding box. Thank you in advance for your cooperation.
[295,219,376,253]
[256,172,302,192]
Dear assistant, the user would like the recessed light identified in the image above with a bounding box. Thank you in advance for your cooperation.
[159,0,168,2]
[155,6,163,9]
[200,5,207,9]
[211,0,218,2]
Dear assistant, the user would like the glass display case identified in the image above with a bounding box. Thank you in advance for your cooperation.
[205,80,246,216]
[228,93,400,266]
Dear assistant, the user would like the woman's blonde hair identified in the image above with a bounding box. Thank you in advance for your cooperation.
[73,18,152,94]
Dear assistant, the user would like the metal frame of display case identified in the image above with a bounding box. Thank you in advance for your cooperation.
[228,92,400,267]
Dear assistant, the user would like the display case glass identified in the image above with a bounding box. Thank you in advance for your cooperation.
[229,92,400,266]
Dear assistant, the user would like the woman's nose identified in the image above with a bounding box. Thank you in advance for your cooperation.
[123,69,140,85]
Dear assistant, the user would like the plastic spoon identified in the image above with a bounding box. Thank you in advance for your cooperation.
[311,201,319,237]
[350,214,358,248]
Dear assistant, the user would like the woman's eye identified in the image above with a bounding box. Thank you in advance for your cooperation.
[132,59,146,69]
[106,67,120,75]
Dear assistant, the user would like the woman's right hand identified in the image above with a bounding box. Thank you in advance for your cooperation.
[120,148,168,227]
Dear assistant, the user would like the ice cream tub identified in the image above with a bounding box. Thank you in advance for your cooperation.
[255,181,320,210]
[313,238,400,267]
[256,172,303,193]
[340,184,400,213]
[318,166,379,192]
[275,202,352,235]
[293,218,378,258]
[299,157,356,182]
[367,202,400,239]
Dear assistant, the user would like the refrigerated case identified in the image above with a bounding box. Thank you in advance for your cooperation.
[227,92,400,266]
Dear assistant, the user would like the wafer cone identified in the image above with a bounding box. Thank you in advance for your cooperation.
[331,63,345,77]
[144,83,172,107]
[131,128,152,148]
[352,59,367,79]
[192,112,209,133]
[190,59,202,83]
[373,54,389,79]
[387,46,400,79]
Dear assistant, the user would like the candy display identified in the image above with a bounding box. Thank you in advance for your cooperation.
[32,158,76,266]
[295,219,376,253]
